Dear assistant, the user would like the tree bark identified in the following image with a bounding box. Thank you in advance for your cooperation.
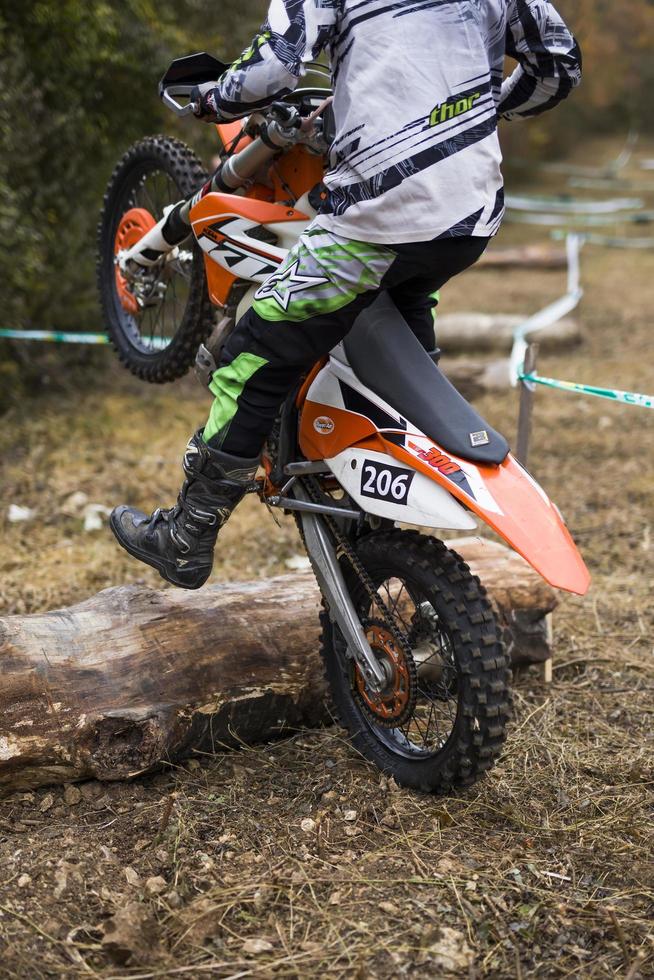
[0,538,556,793]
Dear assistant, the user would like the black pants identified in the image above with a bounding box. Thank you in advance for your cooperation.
[203,229,488,457]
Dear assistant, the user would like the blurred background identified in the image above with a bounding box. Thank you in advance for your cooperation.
[0,0,652,359]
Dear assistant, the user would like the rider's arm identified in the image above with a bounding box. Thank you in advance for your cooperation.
[197,1,337,121]
[498,0,582,121]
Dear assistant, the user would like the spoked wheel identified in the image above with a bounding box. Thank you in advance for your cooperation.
[97,136,214,382]
[321,530,512,793]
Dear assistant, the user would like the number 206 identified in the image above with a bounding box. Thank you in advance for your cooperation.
[362,466,409,500]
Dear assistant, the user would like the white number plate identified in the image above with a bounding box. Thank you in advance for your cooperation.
[360,460,414,505]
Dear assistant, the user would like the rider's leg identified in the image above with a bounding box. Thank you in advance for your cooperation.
[111,228,395,586]
[112,229,490,587]
[110,431,259,590]
[204,227,397,456]
[387,280,439,353]
[385,236,489,359]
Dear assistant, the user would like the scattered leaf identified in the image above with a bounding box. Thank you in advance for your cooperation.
[39,793,54,813]
[63,784,82,806]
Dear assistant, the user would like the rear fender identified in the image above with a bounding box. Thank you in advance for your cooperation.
[327,447,476,531]
[299,361,590,596]
[386,435,590,596]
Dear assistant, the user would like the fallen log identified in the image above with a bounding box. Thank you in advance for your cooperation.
[436,313,582,354]
[441,357,511,400]
[0,538,556,793]
[477,244,567,269]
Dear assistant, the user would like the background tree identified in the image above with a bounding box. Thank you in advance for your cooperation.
[0,0,651,343]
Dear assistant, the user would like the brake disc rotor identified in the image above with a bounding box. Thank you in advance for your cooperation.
[114,207,157,315]
[354,620,417,728]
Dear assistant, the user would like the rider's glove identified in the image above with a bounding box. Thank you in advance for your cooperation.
[190,81,224,123]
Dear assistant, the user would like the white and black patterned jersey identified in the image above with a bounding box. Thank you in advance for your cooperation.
[214,0,581,244]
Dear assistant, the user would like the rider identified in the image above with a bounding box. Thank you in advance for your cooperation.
[111,0,581,590]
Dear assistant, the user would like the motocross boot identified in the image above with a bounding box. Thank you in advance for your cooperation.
[110,430,259,589]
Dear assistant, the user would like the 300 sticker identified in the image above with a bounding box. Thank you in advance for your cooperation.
[360,460,414,504]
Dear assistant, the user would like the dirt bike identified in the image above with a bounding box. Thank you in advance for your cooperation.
[97,53,590,793]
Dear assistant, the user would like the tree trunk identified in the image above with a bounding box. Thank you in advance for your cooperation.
[0,538,556,793]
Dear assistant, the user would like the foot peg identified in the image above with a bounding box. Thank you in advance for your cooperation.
[195,344,217,388]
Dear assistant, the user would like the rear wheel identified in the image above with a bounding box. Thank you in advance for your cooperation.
[320,530,512,793]
[97,136,214,383]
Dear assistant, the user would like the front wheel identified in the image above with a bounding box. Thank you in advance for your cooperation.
[97,136,214,383]
[320,530,512,793]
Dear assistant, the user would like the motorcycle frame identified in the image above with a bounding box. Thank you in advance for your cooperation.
[185,118,590,600]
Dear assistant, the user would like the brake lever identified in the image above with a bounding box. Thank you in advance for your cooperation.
[160,85,199,117]
[268,102,302,131]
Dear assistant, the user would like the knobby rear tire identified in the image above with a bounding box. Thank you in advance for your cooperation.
[97,135,214,383]
[320,530,513,794]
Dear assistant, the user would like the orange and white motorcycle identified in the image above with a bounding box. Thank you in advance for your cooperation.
[98,54,590,792]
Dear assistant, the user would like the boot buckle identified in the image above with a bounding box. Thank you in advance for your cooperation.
[170,525,191,554]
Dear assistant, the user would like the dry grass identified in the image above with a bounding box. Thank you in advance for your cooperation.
[0,138,653,977]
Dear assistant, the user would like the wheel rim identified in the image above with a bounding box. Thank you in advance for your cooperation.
[355,622,413,725]
[109,164,196,355]
[351,575,461,760]
[114,208,157,315]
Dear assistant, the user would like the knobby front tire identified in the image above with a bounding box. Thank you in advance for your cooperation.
[320,530,513,794]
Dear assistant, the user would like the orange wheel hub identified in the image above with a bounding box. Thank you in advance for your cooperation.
[355,624,411,724]
[114,207,156,315]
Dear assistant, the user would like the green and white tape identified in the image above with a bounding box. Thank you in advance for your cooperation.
[0,328,169,349]
[519,371,654,410]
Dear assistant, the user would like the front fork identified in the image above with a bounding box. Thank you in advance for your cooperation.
[293,484,388,693]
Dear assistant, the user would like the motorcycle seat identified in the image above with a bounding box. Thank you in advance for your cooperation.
[343,292,510,466]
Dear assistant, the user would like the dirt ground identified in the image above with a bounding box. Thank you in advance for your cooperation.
[1,137,653,977]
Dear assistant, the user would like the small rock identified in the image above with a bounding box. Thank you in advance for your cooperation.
[242,937,274,955]
[53,870,68,900]
[300,817,316,833]
[63,785,82,806]
[165,890,182,908]
[8,504,36,523]
[124,867,140,887]
[145,876,167,895]
[343,809,358,822]
[60,491,89,516]
[17,874,31,888]
[285,554,311,571]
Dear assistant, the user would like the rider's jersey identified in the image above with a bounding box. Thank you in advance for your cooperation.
[215,0,581,244]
